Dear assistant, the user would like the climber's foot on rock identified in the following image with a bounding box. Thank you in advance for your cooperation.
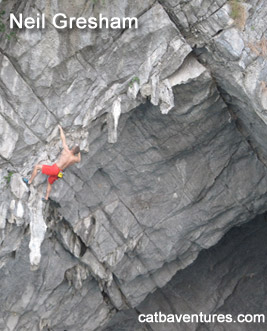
[23,178,30,186]
[42,197,49,202]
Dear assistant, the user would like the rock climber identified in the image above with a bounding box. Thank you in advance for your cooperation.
[23,125,81,201]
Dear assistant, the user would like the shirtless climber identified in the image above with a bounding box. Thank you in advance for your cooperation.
[23,125,81,201]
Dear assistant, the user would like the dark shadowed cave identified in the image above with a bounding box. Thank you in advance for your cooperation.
[103,213,267,331]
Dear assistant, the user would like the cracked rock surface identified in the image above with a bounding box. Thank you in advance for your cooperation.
[103,213,267,331]
[0,0,267,330]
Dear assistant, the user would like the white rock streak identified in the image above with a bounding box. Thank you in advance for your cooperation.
[108,96,121,143]
[28,191,47,267]
[0,115,19,160]
[159,80,174,114]
[0,202,8,229]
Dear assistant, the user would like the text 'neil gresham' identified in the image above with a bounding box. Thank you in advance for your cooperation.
[9,13,139,30]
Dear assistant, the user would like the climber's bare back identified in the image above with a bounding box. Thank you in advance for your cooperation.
[56,148,80,170]
[26,125,81,201]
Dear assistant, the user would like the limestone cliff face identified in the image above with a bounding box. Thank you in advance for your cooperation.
[104,213,267,331]
[0,0,266,330]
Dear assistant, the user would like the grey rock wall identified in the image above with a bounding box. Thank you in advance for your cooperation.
[160,0,267,162]
[103,213,267,331]
[0,0,267,330]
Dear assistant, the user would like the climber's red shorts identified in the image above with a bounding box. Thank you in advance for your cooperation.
[42,163,61,185]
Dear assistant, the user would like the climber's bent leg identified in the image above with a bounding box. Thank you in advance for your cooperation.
[44,182,52,200]
[29,164,43,184]
[43,174,58,200]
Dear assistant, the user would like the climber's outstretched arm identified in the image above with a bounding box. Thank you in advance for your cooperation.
[58,125,69,151]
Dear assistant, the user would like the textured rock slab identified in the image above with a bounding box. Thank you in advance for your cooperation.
[51,65,267,307]
[103,214,267,331]
[0,229,113,331]
[161,0,267,162]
